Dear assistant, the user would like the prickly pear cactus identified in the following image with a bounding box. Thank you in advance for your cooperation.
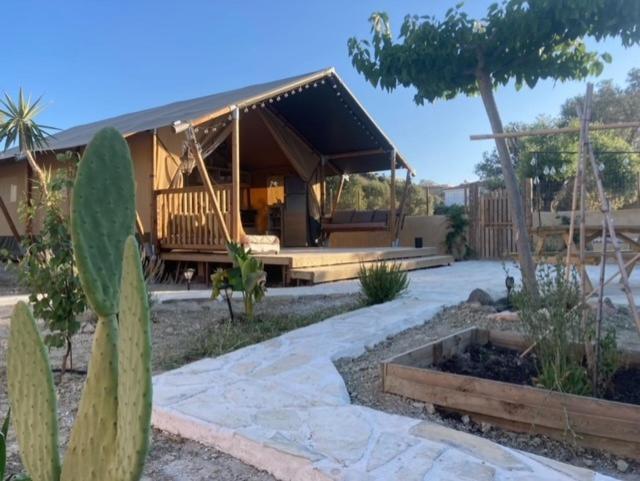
[6,127,152,481]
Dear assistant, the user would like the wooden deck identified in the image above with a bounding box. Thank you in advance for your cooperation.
[161,246,454,284]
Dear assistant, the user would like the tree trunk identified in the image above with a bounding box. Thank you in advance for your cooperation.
[476,70,538,294]
[25,149,48,197]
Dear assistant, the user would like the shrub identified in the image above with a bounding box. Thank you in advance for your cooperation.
[359,262,409,305]
[435,204,471,259]
[211,242,267,321]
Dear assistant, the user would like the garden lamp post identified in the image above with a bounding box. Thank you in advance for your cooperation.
[183,268,195,291]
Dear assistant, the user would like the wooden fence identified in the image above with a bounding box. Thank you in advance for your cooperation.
[468,181,532,259]
[155,185,231,251]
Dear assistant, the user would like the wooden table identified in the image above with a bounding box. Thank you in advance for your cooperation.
[532,224,640,289]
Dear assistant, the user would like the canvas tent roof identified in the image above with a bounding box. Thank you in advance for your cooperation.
[0,68,413,175]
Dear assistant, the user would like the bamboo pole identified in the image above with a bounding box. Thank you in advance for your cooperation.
[470,121,640,141]
[594,214,607,395]
[394,170,412,243]
[331,175,346,218]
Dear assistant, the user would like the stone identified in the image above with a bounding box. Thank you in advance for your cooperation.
[467,288,494,306]
[366,433,418,472]
[411,401,425,409]
[486,311,520,322]
[480,422,492,434]
[461,415,471,425]
[616,459,629,472]
[305,407,372,465]
[434,458,496,481]
[254,408,302,431]
[409,422,528,471]
[425,403,436,415]
[523,452,596,481]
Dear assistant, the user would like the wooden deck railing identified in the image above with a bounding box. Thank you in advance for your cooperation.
[155,185,231,250]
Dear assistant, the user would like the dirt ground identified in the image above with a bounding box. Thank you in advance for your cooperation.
[335,302,640,480]
[0,293,360,481]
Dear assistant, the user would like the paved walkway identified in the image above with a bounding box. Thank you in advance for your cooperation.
[152,261,631,481]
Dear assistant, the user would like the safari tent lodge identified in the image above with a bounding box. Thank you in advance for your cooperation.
[0,68,452,284]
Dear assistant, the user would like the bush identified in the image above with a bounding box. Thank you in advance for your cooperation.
[359,262,409,305]
[435,204,471,259]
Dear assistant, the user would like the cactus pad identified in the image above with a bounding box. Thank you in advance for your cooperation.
[113,236,152,481]
[71,127,135,317]
[7,302,60,481]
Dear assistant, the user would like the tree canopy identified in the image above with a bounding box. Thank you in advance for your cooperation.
[348,1,640,105]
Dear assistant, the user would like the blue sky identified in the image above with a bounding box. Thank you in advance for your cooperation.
[4,1,639,184]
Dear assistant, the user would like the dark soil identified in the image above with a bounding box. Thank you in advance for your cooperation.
[437,342,538,385]
[436,342,640,406]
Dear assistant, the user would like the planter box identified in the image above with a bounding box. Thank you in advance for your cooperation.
[382,327,640,459]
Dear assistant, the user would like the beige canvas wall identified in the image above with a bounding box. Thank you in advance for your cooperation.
[534,209,640,228]
[328,215,449,253]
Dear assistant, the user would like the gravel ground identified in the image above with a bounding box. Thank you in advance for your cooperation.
[335,302,640,481]
[0,293,361,480]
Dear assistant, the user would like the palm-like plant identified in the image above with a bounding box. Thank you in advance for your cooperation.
[0,89,56,192]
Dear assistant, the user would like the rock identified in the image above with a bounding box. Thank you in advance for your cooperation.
[425,403,436,415]
[582,457,594,467]
[467,288,494,306]
[487,311,520,322]
[616,459,629,472]
[461,415,471,425]
[411,401,425,409]
[480,422,492,433]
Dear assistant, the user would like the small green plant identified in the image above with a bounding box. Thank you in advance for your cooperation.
[7,127,152,481]
[513,264,589,394]
[512,264,619,397]
[0,410,31,481]
[211,242,266,321]
[358,261,409,305]
[443,205,471,260]
[16,153,86,373]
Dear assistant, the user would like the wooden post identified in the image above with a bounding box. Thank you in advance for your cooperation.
[394,170,411,243]
[186,126,231,244]
[0,195,20,243]
[389,150,396,235]
[320,156,326,218]
[231,107,242,242]
[426,185,430,215]
[151,129,158,249]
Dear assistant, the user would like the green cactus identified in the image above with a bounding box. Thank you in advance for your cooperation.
[6,127,152,481]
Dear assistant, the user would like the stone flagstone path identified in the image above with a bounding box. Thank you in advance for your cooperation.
[152,261,627,481]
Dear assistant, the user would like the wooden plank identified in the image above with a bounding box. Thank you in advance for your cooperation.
[384,366,640,445]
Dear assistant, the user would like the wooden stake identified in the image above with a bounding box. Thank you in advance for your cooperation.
[394,170,412,242]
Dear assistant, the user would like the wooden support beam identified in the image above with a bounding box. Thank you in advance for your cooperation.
[470,121,640,141]
[331,175,346,218]
[201,123,233,159]
[0,194,21,244]
[231,107,242,241]
[136,211,145,239]
[186,126,231,244]
[393,170,411,242]
[389,150,396,236]
[326,148,385,160]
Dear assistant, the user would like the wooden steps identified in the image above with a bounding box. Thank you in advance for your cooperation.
[290,254,454,284]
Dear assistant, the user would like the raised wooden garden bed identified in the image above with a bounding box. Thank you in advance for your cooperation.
[382,327,640,459]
